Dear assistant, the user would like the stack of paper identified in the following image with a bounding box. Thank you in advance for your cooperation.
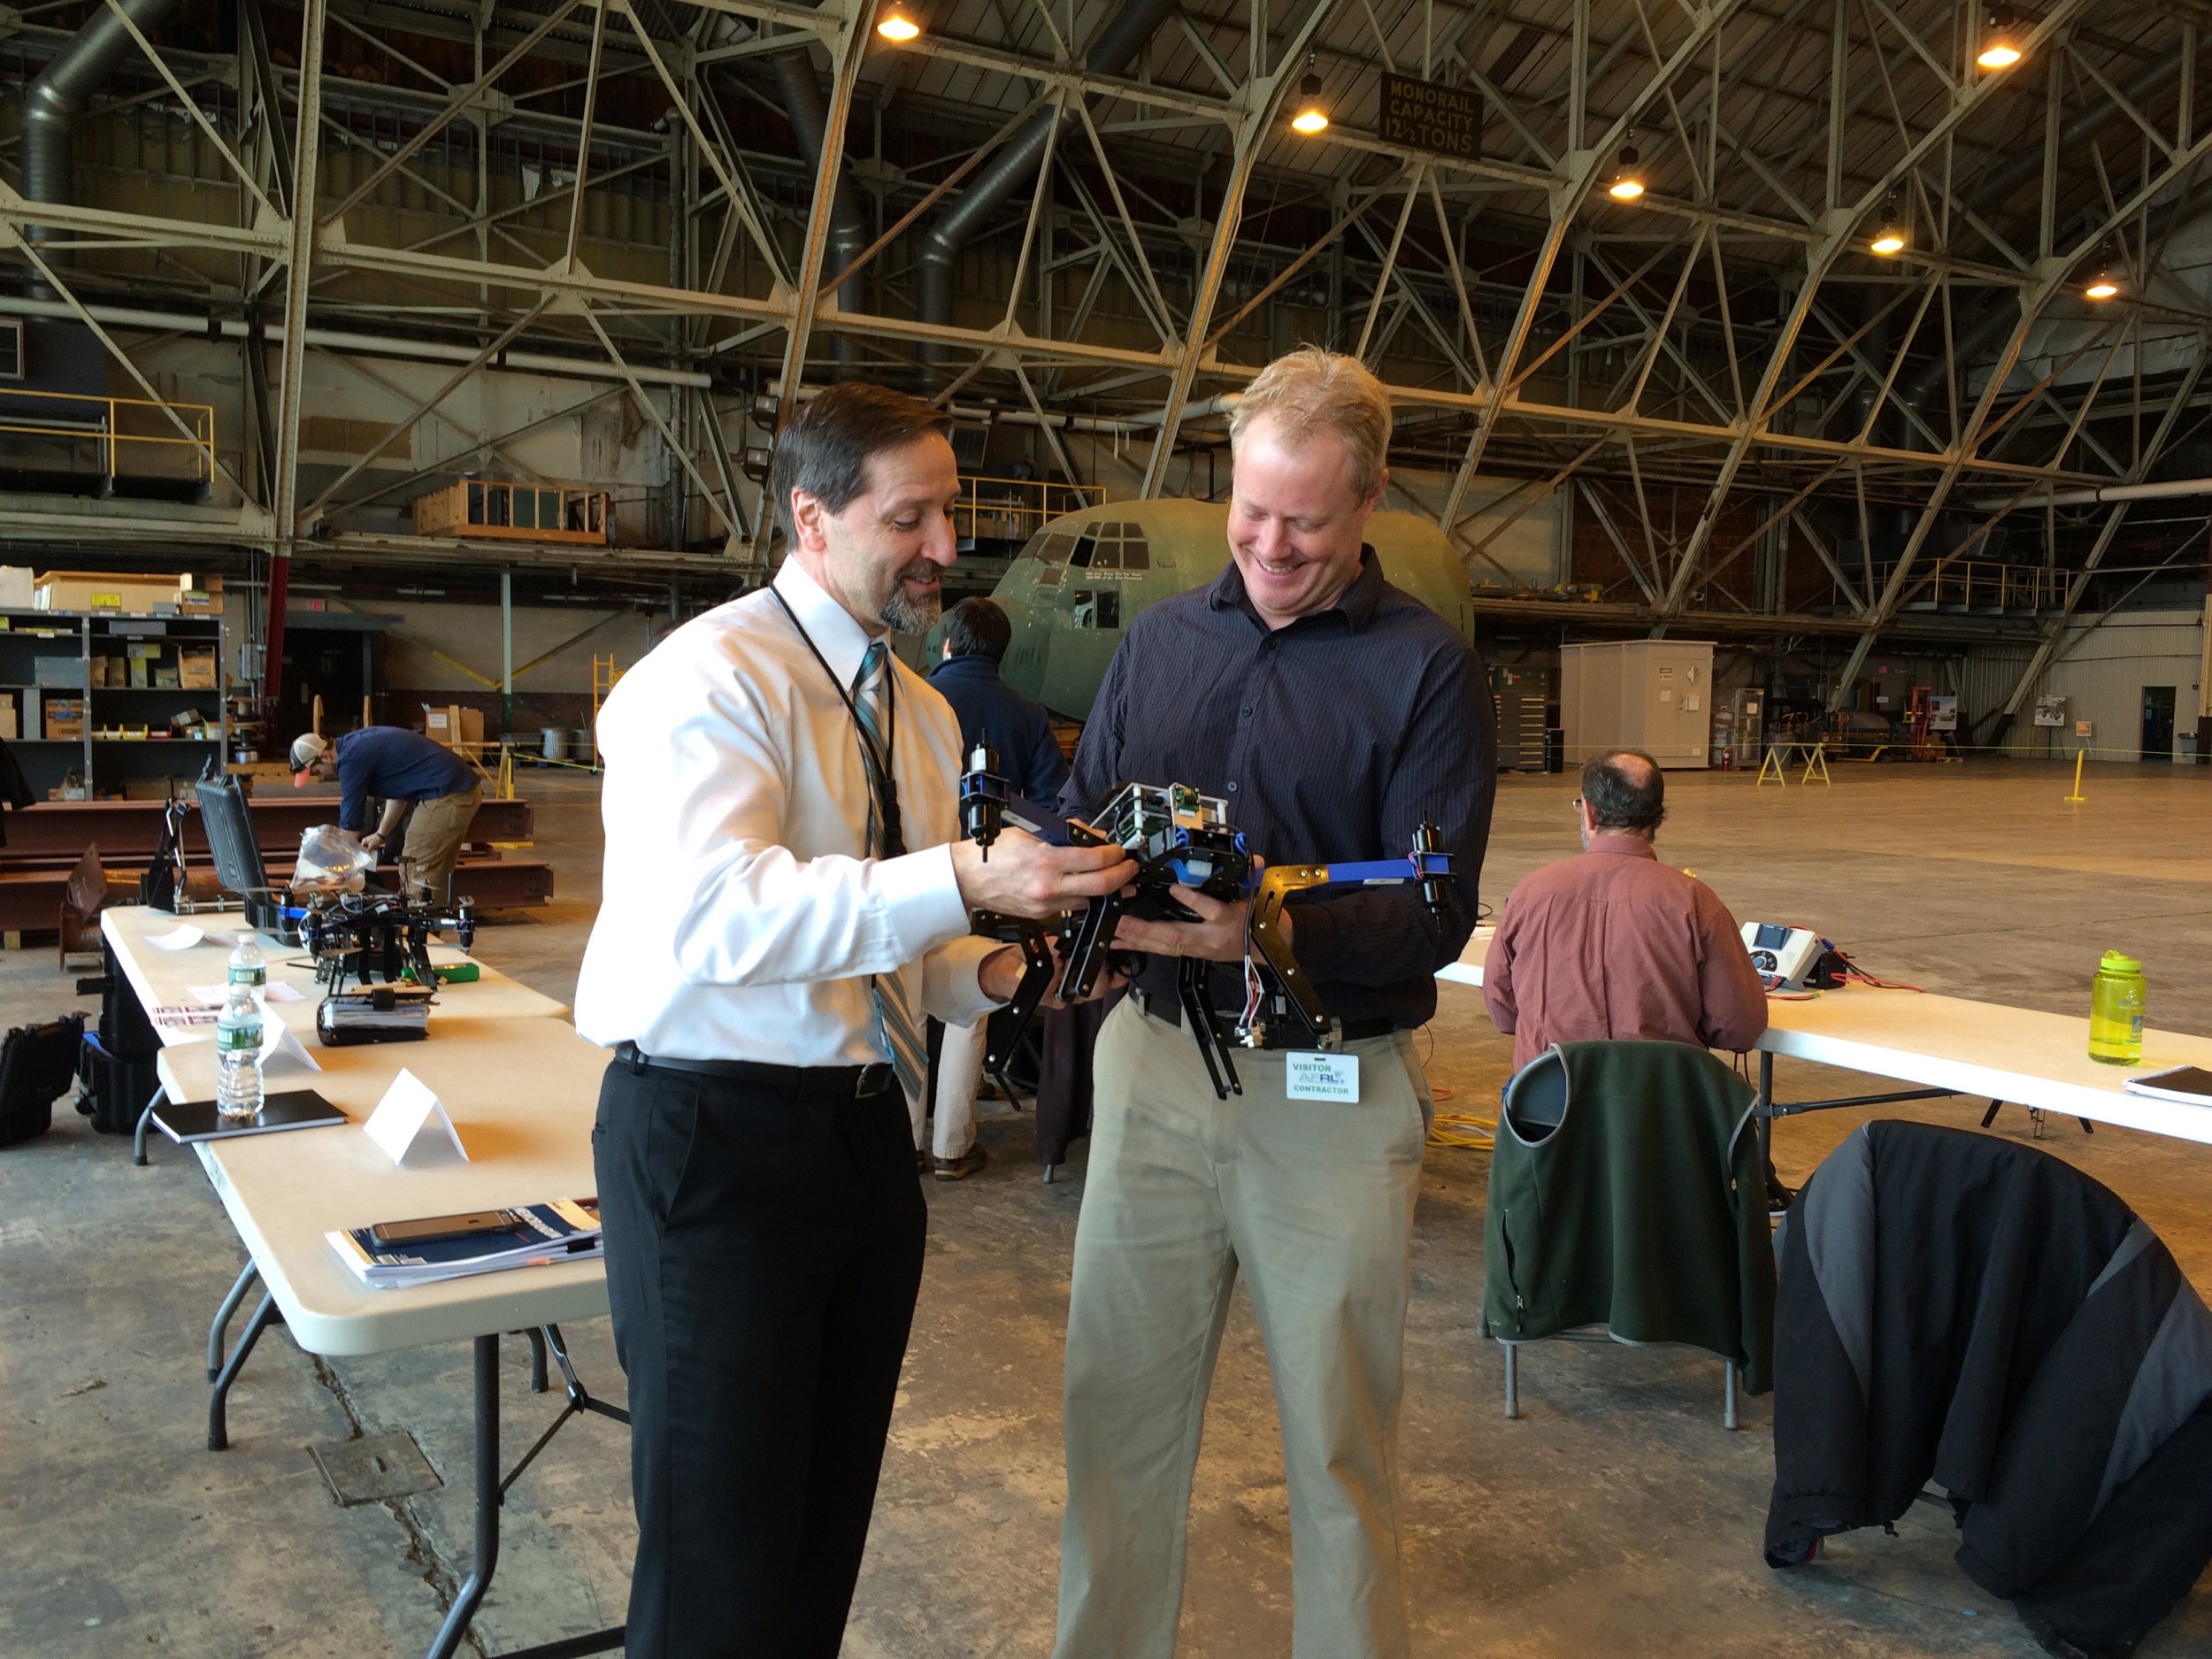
[326,1198,603,1288]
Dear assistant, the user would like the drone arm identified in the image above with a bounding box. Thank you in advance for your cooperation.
[1248,865,1334,1041]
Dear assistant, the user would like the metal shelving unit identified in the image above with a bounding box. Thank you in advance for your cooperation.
[0,611,227,801]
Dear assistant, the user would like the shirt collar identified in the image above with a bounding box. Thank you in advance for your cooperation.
[931,654,1000,681]
[1585,834,1660,860]
[1206,544,1386,633]
[772,556,879,689]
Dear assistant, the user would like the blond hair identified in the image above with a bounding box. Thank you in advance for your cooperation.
[1228,348,1392,501]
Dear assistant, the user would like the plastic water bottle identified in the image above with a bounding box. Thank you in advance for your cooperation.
[2088,950,2146,1066]
[227,933,265,997]
[216,984,265,1120]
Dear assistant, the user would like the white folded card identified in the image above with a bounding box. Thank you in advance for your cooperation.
[147,925,204,951]
[258,1017,323,1074]
[363,1068,469,1167]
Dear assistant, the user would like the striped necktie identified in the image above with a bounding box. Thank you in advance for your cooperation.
[853,641,927,1115]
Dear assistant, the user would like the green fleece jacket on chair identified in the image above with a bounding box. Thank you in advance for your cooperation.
[1482,1040,1775,1393]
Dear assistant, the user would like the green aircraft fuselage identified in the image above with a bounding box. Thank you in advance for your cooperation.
[979,499,1476,720]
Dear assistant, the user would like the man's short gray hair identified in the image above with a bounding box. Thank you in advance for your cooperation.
[1228,348,1393,502]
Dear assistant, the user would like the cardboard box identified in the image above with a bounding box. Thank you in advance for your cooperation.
[179,648,218,689]
[46,696,85,740]
[0,567,34,609]
[424,704,485,748]
[0,698,18,741]
[33,570,224,614]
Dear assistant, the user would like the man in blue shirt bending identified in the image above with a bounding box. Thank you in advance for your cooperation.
[921,597,1071,1178]
[291,726,483,904]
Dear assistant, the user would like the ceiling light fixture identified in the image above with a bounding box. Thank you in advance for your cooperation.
[1290,56,1328,134]
[1608,132,1645,201]
[1976,7,2022,69]
[2085,267,2119,301]
[877,5,920,42]
[1870,199,1908,257]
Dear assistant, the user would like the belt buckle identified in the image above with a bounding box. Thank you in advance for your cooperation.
[858,1062,895,1096]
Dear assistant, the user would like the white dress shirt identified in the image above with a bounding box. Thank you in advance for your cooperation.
[575,558,1001,1064]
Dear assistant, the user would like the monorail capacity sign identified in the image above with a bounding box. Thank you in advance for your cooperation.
[1379,73,1481,160]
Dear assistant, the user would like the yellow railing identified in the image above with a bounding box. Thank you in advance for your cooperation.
[0,385,217,484]
[954,474,1100,543]
[1873,558,2068,614]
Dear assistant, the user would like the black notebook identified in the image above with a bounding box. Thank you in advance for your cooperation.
[152,1089,348,1143]
[2119,1066,2212,1105]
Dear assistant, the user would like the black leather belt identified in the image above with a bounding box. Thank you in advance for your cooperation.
[615,1042,896,1097]
[1131,989,1395,1045]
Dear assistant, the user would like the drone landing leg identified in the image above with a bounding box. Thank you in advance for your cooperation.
[1179,958,1240,1100]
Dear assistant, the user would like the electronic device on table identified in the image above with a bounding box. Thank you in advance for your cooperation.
[195,772,295,940]
[956,746,1452,1101]
[294,888,474,1045]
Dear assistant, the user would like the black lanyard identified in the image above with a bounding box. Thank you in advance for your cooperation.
[770,587,906,857]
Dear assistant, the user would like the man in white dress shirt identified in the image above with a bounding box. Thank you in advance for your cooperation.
[577,383,1134,1659]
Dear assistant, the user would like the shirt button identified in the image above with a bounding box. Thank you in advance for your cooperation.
[1226,781,1238,793]
[1240,705,1253,718]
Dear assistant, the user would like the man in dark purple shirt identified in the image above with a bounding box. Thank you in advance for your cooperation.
[1485,749,1768,1071]
[1053,349,1494,1659]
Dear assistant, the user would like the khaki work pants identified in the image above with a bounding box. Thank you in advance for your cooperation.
[1055,999,1428,1659]
[400,782,481,906]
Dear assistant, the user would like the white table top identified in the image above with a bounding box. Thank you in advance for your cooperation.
[1757,987,2212,1146]
[103,902,567,1045]
[1435,925,1493,989]
[167,1016,611,1357]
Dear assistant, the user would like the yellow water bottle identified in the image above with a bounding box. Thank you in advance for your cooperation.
[2088,950,2146,1065]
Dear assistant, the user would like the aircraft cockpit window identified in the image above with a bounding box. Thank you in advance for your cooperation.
[1088,539,1122,570]
[1071,590,1122,630]
[1121,536,1150,570]
[1040,533,1076,563]
[1068,536,1097,568]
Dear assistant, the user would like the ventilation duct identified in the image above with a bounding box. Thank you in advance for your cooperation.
[771,47,871,367]
[915,0,1177,359]
[22,0,185,261]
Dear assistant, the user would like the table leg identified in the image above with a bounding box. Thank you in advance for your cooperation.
[426,1336,501,1659]
[1756,1051,1774,1168]
[208,1292,280,1451]
[208,1262,261,1381]
[133,1084,165,1166]
[426,1333,626,1659]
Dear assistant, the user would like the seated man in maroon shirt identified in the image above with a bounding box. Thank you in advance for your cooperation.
[1484,749,1768,1069]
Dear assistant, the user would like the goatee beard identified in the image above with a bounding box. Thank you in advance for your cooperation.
[879,565,942,634]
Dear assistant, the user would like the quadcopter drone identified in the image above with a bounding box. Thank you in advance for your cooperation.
[957,743,1453,1100]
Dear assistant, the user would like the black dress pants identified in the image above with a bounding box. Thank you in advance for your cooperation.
[592,1056,927,1658]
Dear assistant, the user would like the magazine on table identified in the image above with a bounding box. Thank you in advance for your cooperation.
[326,1197,603,1288]
[2118,1065,2212,1106]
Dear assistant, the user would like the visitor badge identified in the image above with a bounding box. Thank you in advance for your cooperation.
[1285,1051,1359,1102]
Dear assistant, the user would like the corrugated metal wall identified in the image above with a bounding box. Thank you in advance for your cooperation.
[1957,643,2044,756]
[1965,609,2203,761]
[2047,611,2202,761]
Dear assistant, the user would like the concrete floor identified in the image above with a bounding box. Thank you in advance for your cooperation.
[6,757,2212,1656]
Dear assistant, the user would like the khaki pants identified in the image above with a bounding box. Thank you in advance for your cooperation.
[400,782,481,905]
[918,1017,987,1159]
[1056,1000,1428,1659]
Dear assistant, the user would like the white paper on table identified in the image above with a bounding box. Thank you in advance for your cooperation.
[189,980,306,1007]
[147,926,204,951]
[363,1068,469,1167]
[198,928,236,949]
[257,1017,323,1075]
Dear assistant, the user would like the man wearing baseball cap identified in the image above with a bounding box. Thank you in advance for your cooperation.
[291,725,484,903]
